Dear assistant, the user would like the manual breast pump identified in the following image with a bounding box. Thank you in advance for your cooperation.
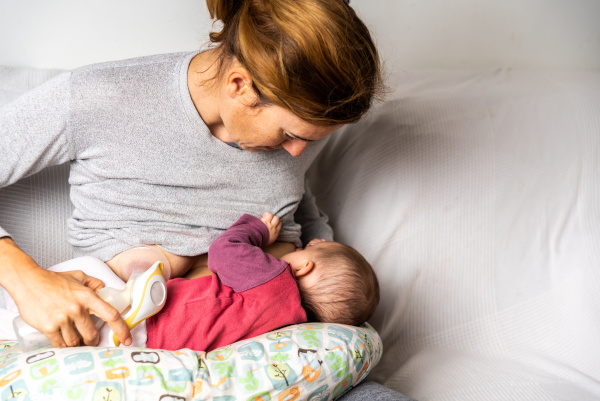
[13,245,169,351]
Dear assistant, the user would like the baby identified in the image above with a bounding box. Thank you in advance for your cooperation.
[4,212,380,351]
[145,212,380,351]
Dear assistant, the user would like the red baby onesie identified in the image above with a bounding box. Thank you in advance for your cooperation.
[146,214,307,351]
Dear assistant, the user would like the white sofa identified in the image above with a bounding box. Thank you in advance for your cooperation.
[308,69,600,400]
[2,66,600,400]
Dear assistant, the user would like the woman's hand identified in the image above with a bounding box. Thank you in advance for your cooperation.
[0,237,132,348]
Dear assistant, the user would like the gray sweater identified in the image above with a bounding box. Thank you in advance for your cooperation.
[0,52,332,261]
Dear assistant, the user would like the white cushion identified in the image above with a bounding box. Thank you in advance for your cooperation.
[308,70,600,400]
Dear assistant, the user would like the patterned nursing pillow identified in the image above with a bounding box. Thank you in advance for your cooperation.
[0,322,381,400]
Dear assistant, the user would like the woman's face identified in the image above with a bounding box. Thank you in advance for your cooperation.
[224,102,341,157]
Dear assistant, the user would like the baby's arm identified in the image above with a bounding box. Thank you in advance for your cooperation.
[207,213,290,292]
[184,239,291,280]
[259,212,282,245]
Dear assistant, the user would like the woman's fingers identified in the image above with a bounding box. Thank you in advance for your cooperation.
[60,320,82,347]
[13,268,131,348]
[44,328,67,348]
[35,283,126,347]
[79,272,106,291]
[59,271,105,347]
[66,270,131,346]
[37,310,80,348]
[88,294,132,346]
[73,312,101,346]
[34,271,101,347]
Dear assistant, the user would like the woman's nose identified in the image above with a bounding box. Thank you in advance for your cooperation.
[282,139,309,157]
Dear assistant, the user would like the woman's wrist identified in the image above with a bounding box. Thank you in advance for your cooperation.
[0,237,43,299]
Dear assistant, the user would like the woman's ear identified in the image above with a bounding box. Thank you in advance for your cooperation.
[294,260,315,277]
[224,66,257,104]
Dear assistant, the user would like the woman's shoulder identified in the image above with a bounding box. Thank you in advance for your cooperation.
[66,52,197,104]
[68,52,196,89]
[73,52,194,74]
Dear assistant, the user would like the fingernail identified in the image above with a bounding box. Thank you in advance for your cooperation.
[124,337,132,346]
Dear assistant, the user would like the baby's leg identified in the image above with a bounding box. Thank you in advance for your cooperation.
[106,245,172,281]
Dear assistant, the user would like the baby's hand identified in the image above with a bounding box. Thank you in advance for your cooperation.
[260,212,282,245]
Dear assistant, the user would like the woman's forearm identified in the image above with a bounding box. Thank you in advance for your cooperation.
[0,237,41,297]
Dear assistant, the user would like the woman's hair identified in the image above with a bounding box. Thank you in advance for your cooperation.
[205,0,383,126]
[299,243,380,326]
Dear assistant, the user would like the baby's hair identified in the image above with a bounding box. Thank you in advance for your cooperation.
[300,242,380,326]
[204,0,383,126]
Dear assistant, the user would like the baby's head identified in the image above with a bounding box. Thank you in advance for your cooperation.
[281,239,380,326]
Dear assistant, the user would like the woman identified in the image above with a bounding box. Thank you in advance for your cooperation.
[0,0,403,399]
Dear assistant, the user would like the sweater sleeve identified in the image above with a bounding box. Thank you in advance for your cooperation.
[0,72,73,238]
[295,176,334,246]
[207,214,291,292]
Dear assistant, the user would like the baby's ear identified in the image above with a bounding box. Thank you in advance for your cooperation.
[294,260,314,277]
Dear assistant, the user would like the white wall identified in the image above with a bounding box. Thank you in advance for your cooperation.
[0,0,210,69]
[0,0,599,71]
